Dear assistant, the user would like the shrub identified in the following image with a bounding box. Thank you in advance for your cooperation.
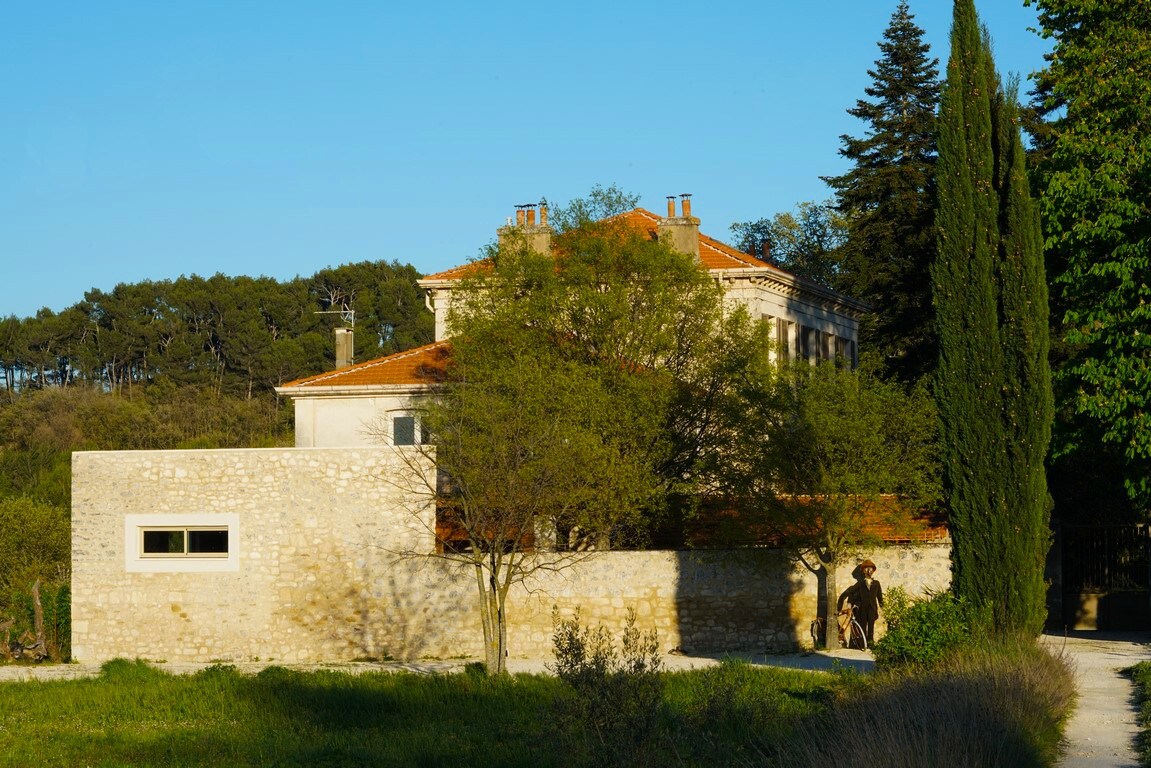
[549,606,663,765]
[872,587,976,669]
[774,637,1076,768]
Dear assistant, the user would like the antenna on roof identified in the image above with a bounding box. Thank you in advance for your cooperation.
[314,308,355,328]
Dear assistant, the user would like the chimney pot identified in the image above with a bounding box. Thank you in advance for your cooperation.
[527,206,536,226]
[516,208,526,226]
[666,196,676,218]
[539,201,548,227]
[680,193,692,218]
[761,240,771,261]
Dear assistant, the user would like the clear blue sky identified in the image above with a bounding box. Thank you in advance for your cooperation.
[1,1,1050,320]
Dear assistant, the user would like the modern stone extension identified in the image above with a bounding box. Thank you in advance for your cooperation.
[72,447,951,664]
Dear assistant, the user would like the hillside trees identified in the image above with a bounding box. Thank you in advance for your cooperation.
[933,0,1052,634]
[1027,0,1151,511]
[823,0,940,384]
[0,260,433,396]
[402,218,768,673]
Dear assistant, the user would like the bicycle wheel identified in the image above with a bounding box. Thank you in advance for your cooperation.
[849,618,868,650]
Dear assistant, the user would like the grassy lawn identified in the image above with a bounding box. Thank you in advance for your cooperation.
[0,642,1075,768]
[0,659,832,768]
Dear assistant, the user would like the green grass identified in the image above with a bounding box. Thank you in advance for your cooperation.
[0,646,1076,768]
[1129,661,1151,766]
[0,659,833,768]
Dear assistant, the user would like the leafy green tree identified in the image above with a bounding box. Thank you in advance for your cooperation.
[401,219,764,673]
[547,183,640,233]
[1027,0,1151,510]
[729,200,846,290]
[724,359,939,649]
[933,0,1053,635]
[823,0,940,384]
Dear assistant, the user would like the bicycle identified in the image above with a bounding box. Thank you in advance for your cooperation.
[809,604,868,650]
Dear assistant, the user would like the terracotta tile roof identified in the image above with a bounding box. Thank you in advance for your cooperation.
[422,260,489,282]
[420,207,789,283]
[675,496,949,549]
[279,341,451,390]
[615,208,776,272]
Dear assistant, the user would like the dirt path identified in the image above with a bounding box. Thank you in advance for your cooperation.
[1046,631,1150,768]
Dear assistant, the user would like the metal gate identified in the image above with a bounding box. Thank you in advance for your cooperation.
[1060,523,1151,630]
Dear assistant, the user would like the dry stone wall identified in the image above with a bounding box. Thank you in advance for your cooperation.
[72,448,951,663]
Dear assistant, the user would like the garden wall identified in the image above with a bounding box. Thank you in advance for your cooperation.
[72,448,951,664]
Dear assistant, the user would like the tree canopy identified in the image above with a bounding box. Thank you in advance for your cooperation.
[408,216,768,672]
[729,200,846,290]
[1027,0,1151,511]
[823,0,940,385]
[723,359,939,648]
[0,260,433,398]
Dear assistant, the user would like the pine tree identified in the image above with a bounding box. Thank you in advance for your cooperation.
[823,1,940,385]
[933,0,1052,634]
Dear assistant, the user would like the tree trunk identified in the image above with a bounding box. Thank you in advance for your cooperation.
[823,561,839,650]
[32,580,45,650]
[476,559,508,675]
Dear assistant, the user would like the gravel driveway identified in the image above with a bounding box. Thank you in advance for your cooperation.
[1046,631,1150,768]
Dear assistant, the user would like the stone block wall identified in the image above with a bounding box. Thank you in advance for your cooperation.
[72,448,951,663]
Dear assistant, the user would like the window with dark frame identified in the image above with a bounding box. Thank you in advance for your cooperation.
[141,527,229,557]
[393,415,417,446]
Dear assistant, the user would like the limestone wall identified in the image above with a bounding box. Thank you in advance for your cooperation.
[72,447,951,663]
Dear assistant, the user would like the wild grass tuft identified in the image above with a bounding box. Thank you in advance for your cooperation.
[1128,661,1151,766]
[769,636,1077,768]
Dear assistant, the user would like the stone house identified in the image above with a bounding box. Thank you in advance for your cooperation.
[70,199,951,664]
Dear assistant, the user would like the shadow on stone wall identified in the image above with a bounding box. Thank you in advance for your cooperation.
[280,544,476,663]
[672,549,809,654]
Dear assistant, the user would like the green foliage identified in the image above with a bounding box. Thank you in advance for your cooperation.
[0,385,293,507]
[729,199,846,289]
[550,607,664,764]
[822,1,940,385]
[417,216,767,672]
[725,357,939,647]
[872,587,976,669]
[0,260,433,396]
[1028,0,1151,509]
[933,0,1053,635]
[546,183,640,233]
[1128,660,1151,765]
[0,659,842,767]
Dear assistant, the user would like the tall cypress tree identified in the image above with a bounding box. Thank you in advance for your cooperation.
[933,0,1052,634]
[824,1,940,385]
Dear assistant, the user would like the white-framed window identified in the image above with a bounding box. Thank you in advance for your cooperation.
[125,514,240,573]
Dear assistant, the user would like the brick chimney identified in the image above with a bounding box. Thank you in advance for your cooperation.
[497,200,554,254]
[657,194,700,259]
[334,327,354,370]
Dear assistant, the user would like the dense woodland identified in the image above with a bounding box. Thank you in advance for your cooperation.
[0,260,433,397]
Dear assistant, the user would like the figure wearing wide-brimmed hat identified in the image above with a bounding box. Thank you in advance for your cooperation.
[838,559,883,646]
